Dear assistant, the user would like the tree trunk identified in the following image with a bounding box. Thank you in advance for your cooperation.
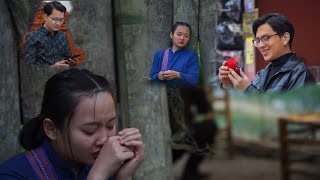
[173,0,199,52]
[6,0,40,38]
[199,0,219,86]
[68,0,116,87]
[0,0,40,162]
[114,0,173,179]
[0,0,20,162]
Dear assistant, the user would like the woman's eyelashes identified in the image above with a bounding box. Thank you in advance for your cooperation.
[106,119,116,130]
[106,124,114,130]
[81,126,97,135]
[82,130,95,135]
[81,121,114,136]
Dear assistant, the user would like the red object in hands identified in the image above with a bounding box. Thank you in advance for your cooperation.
[225,57,240,74]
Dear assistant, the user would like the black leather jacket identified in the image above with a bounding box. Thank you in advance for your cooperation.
[245,54,315,93]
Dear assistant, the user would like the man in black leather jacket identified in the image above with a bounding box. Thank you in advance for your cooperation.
[219,13,315,93]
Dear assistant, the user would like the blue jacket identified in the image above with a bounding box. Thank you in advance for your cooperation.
[0,140,91,180]
[150,48,200,87]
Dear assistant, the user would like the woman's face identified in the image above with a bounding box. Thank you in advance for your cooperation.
[171,25,190,50]
[56,92,117,165]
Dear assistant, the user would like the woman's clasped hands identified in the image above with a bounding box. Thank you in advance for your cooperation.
[158,70,180,81]
[88,128,144,180]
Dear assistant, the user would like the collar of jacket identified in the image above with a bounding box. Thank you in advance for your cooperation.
[39,25,59,36]
[264,53,299,73]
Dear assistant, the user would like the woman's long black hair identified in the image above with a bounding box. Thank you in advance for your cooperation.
[20,68,112,150]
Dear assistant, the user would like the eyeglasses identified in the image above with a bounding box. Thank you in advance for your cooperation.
[49,17,65,23]
[252,34,278,47]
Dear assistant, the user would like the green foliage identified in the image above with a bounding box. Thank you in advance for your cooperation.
[229,85,320,141]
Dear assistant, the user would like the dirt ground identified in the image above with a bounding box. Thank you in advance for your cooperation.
[173,145,319,180]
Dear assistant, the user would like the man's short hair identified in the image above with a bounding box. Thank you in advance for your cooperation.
[252,13,295,48]
[43,1,67,16]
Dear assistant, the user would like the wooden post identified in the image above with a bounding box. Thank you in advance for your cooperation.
[279,118,289,180]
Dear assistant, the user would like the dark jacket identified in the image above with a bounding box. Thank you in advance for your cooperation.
[25,26,72,65]
[245,54,315,93]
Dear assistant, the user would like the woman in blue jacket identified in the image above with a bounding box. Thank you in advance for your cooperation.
[0,68,144,180]
[150,22,199,87]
